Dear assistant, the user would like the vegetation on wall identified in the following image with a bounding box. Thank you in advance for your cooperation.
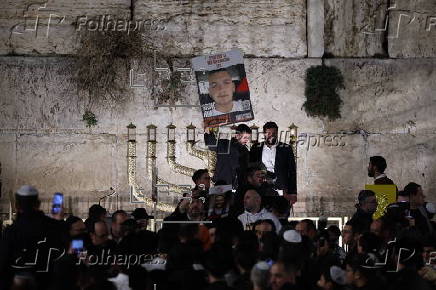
[82,110,98,128]
[73,30,187,127]
[303,65,345,121]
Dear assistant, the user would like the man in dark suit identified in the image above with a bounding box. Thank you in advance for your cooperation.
[250,122,297,205]
[204,124,251,189]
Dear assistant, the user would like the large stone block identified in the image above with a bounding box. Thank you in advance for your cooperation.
[388,0,436,57]
[324,0,388,57]
[0,0,131,55]
[324,58,436,135]
[134,0,307,57]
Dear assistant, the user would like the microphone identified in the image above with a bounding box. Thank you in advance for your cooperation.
[99,187,116,205]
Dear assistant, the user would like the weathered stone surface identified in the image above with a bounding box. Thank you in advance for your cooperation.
[324,0,388,57]
[324,58,436,135]
[129,0,307,57]
[1,57,436,218]
[0,0,131,55]
[307,0,324,57]
[388,0,436,57]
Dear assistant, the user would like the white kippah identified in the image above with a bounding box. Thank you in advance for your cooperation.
[16,185,39,197]
[426,202,436,214]
[330,266,346,285]
[255,261,270,271]
[283,230,302,243]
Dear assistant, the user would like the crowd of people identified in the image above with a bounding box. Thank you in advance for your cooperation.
[0,122,435,290]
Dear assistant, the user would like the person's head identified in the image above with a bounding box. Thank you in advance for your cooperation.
[120,219,137,237]
[317,265,346,290]
[178,223,200,243]
[213,194,226,209]
[66,215,86,238]
[327,225,341,245]
[131,208,153,230]
[342,222,354,246]
[88,220,109,246]
[192,169,211,190]
[270,261,298,290]
[204,245,233,282]
[295,219,317,240]
[368,156,387,177]
[357,190,378,214]
[271,196,291,220]
[208,224,217,244]
[14,185,40,214]
[397,190,410,203]
[235,247,258,274]
[111,210,129,239]
[207,69,235,112]
[370,219,383,237]
[316,230,332,257]
[235,124,252,145]
[263,122,279,146]
[251,262,271,290]
[345,254,381,288]
[187,197,205,220]
[253,219,276,240]
[246,166,266,188]
[244,189,262,213]
[88,204,107,221]
[422,235,436,266]
[404,182,425,208]
[357,232,382,255]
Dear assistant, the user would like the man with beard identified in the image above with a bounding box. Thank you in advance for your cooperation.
[368,156,395,185]
[349,190,378,233]
[250,122,297,206]
[237,189,281,234]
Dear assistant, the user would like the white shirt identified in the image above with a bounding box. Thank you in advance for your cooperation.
[238,208,282,234]
[262,144,277,173]
[374,173,387,180]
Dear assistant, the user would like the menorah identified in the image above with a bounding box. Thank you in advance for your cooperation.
[126,123,217,213]
[126,122,299,215]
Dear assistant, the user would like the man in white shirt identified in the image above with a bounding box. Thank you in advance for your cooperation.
[238,188,282,234]
[250,122,297,206]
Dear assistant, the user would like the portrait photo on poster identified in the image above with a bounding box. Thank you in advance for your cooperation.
[191,49,254,128]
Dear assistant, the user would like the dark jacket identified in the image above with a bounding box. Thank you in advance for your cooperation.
[204,132,249,188]
[0,211,68,290]
[205,281,235,290]
[249,142,297,194]
[349,208,373,233]
[374,176,395,185]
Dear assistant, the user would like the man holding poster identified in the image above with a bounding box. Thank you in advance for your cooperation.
[192,49,254,127]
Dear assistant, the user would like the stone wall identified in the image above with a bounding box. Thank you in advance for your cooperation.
[0,0,435,218]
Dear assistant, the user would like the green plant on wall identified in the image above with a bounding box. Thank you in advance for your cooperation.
[303,65,345,121]
[82,110,97,128]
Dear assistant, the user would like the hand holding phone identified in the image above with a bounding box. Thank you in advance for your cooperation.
[51,192,64,219]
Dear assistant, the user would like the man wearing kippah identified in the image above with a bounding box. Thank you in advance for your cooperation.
[0,185,68,290]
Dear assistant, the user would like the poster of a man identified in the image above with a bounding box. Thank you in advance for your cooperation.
[192,49,254,127]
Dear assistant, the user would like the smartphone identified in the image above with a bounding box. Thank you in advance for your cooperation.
[51,192,63,214]
[71,239,84,255]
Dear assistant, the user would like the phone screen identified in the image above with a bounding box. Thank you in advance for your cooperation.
[52,192,63,214]
[71,239,84,254]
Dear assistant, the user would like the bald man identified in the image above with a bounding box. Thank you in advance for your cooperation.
[238,188,281,233]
